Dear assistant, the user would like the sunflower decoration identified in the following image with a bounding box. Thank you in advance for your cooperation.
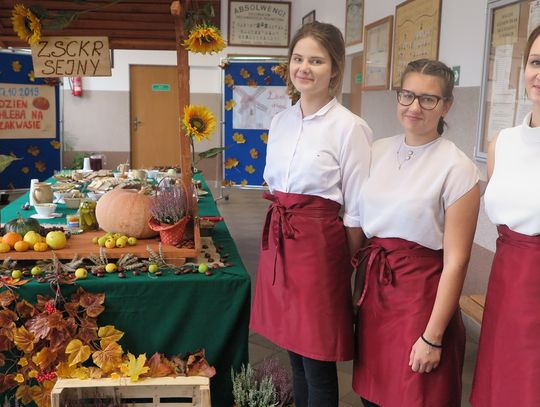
[11,4,42,45]
[183,24,226,55]
[182,105,217,143]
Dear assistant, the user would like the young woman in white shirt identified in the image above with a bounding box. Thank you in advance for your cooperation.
[352,59,480,407]
[250,21,372,406]
[471,25,540,407]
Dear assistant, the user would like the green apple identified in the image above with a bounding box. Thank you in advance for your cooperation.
[75,268,88,279]
[148,264,158,273]
[198,263,209,274]
[31,266,42,276]
[11,269,22,279]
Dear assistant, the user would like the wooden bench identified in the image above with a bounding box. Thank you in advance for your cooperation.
[459,294,485,326]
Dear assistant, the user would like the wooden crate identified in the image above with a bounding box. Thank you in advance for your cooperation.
[51,376,211,407]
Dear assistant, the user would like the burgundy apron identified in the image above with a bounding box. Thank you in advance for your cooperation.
[471,225,540,407]
[352,237,465,407]
[250,191,354,361]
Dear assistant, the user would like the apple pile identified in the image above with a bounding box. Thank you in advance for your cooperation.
[91,232,137,249]
[0,230,67,253]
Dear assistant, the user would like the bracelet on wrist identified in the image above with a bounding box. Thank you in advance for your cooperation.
[421,334,443,349]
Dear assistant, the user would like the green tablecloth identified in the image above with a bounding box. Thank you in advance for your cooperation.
[0,175,250,407]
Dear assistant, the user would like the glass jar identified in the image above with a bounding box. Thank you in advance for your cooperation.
[79,199,98,231]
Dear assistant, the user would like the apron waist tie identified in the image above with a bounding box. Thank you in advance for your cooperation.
[352,244,393,307]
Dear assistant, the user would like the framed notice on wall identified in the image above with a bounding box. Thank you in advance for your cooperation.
[475,0,538,160]
[345,0,364,46]
[228,1,291,47]
[363,15,393,90]
[392,0,442,88]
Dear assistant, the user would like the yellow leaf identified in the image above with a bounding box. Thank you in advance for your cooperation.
[32,347,56,371]
[232,132,245,144]
[250,148,259,159]
[92,341,123,374]
[32,380,54,407]
[225,158,239,169]
[110,372,121,379]
[87,367,103,379]
[98,325,124,347]
[16,384,39,405]
[224,74,234,88]
[72,367,89,380]
[245,165,256,174]
[13,325,35,353]
[65,339,91,367]
[18,357,28,367]
[260,132,268,144]
[120,353,149,382]
[225,99,236,111]
[240,68,250,79]
[14,373,24,383]
[241,179,248,186]
[257,65,265,76]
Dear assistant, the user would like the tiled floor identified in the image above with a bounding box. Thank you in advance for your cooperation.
[213,186,478,407]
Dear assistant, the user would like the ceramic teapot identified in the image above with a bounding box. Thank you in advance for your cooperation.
[32,182,53,204]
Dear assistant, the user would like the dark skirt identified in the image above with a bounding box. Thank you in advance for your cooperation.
[250,191,354,361]
[471,225,540,407]
[352,237,465,407]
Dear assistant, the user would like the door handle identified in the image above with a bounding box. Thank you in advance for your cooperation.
[132,118,142,130]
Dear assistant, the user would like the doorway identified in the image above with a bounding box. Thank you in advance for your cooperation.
[129,65,181,168]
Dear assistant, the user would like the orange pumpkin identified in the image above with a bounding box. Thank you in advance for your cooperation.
[95,189,158,239]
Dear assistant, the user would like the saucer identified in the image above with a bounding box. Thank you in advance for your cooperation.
[31,213,63,220]
[197,190,209,196]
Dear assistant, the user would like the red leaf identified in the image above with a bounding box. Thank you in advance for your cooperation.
[0,373,17,393]
[16,299,37,319]
[185,349,216,378]
[0,309,18,326]
[80,292,105,318]
[0,290,17,308]
[78,318,98,343]
[25,314,50,340]
[147,353,174,377]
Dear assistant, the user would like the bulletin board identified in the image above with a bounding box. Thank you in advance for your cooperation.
[476,0,539,160]
[0,52,61,190]
[221,56,289,189]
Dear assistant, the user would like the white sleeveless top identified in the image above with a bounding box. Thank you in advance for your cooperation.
[484,113,540,236]
[360,135,480,250]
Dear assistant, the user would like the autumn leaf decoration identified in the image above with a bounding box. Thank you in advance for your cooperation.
[0,287,215,406]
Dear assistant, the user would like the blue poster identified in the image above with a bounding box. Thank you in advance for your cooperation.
[0,52,61,190]
[222,58,289,188]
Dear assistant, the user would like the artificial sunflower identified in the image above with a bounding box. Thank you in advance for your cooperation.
[11,4,42,45]
[182,105,217,142]
[183,24,226,54]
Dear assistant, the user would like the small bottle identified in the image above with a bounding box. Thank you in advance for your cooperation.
[79,199,98,231]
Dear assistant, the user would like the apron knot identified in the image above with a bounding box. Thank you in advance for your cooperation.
[352,243,393,307]
[262,192,296,251]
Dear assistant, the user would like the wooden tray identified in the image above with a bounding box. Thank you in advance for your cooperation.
[0,226,199,264]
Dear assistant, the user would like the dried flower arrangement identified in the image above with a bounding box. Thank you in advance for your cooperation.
[232,359,293,407]
[149,186,187,226]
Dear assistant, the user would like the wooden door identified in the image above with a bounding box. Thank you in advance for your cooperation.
[349,52,363,116]
[130,65,181,168]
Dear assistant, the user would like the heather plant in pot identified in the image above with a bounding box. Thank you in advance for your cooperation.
[148,185,191,246]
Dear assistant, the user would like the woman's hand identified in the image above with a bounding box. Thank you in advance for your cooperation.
[409,336,441,373]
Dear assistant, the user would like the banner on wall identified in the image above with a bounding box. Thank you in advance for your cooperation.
[222,57,289,189]
[0,83,56,138]
[0,52,61,190]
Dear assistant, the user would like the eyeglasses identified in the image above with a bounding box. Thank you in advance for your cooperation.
[396,90,447,110]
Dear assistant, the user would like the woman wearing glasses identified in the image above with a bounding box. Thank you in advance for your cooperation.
[352,59,480,406]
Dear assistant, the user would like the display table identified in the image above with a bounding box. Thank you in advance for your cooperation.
[0,175,250,407]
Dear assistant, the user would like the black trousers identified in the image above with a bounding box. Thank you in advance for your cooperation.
[361,398,380,407]
[288,351,338,407]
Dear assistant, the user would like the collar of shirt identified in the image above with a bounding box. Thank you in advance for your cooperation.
[294,97,338,121]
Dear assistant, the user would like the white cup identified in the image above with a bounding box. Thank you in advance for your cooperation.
[83,157,92,171]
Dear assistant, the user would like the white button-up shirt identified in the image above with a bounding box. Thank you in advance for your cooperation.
[264,98,372,227]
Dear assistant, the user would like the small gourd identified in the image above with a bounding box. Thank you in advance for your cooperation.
[4,214,41,236]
